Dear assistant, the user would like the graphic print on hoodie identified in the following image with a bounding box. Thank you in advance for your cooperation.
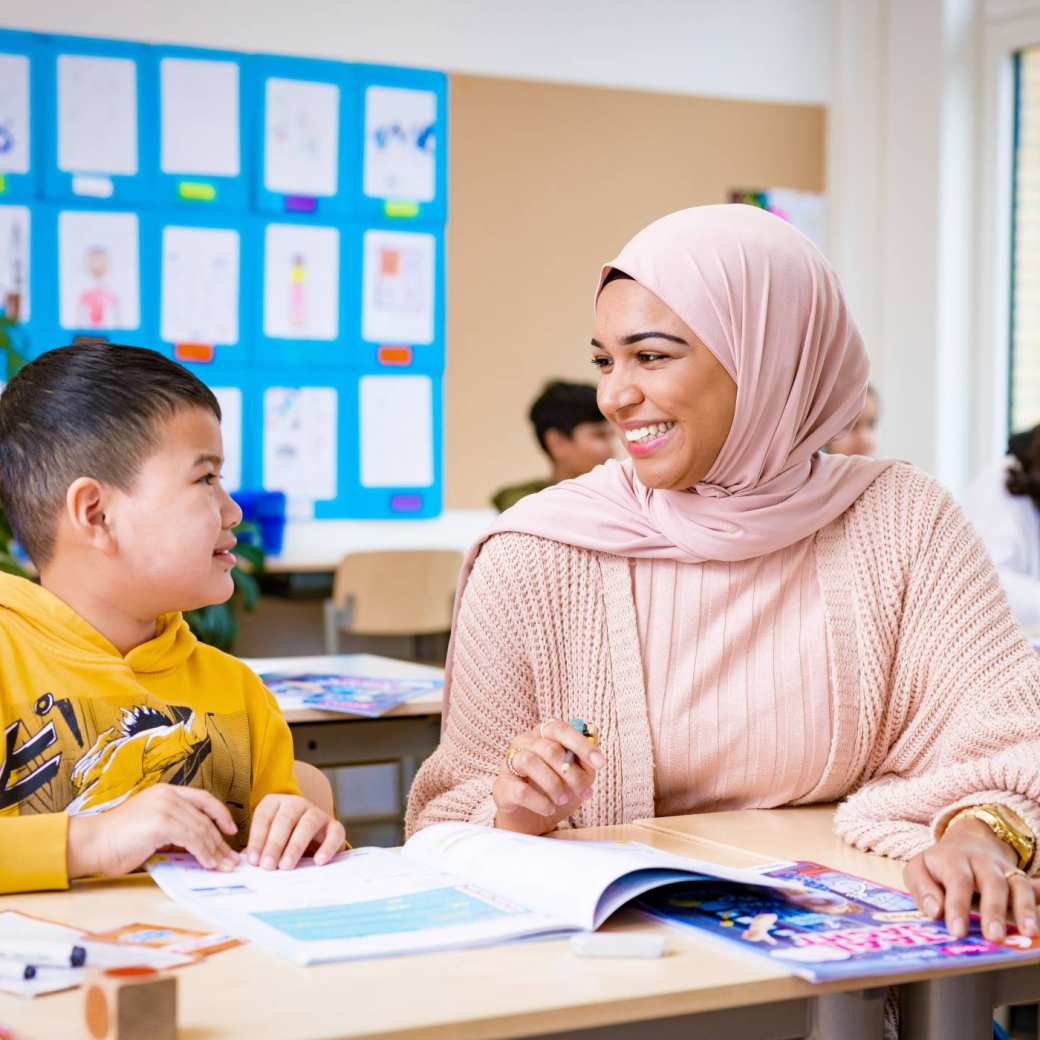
[0,573,300,893]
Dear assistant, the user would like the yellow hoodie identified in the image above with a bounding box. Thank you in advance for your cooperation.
[0,573,300,894]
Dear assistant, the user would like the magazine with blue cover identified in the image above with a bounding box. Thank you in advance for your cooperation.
[637,860,1040,982]
[259,672,442,717]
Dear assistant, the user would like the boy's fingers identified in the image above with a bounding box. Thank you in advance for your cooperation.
[314,820,346,866]
[246,799,278,865]
[171,786,238,835]
[279,811,325,870]
[259,806,300,869]
[173,807,235,870]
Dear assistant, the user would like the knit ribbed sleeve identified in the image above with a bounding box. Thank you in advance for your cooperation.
[831,465,1040,869]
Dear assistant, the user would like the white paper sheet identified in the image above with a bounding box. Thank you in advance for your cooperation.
[58,210,139,330]
[363,86,436,202]
[361,229,434,345]
[0,53,30,175]
[212,386,242,492]
[263,386,337,500]
[0,204,29,321]
[264,77,339,197]
[161,225,239,346]
[359,375,433,488]
[263,223,339,340]
[57,54,137,175]
[161,57,239,177]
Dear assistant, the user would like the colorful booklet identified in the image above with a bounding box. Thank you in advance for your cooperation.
[636,860,1040,982]
[259,672,443,717]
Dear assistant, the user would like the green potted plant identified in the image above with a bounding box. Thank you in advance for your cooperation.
[0,313,264,651]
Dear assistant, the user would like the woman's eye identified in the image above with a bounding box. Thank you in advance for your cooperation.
[591,357,612,369]
[638,352,666,363]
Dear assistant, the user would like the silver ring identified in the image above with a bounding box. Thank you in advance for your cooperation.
[538,719,557,739]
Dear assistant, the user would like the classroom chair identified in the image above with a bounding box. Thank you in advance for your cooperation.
[322,548,462,659]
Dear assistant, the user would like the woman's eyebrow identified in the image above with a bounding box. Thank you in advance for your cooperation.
[590,331,689,348]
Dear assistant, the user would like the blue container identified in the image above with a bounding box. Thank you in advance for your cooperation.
[233,489,287,557]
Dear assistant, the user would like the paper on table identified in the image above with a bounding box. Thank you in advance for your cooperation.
[263,386,337,500]
[361,228,435,345]
[58,210,140,331]
[57,54,137,175]
[0,53,31,175]
[212,387,242,492]
[0,204,29,321]
[161,225,240,346]
[0,910,193,998]
[264,77,339,197]
[263,223,339,341]
[359,375,434,489]
[161,57,239,177]
[363,86,436,202]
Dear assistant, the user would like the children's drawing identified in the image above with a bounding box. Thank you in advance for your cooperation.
[263,386,337,500]
[264,224,339,340]
[0,53,30,175]
[160,57,240,177]
[363,86,436,202]
[161,226,239,346]
[58,210,139,330]
[212,387,242,492]
[359,375,433,488]
[0,205,29,321]
[264,77,339,197]
[57,54,138,176]
[361,229,434,345]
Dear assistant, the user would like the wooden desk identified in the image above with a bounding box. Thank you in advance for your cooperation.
[0,825,900,1040]
[637,806,1040,1039]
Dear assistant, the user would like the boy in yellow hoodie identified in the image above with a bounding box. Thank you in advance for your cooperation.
[0,342,346,893]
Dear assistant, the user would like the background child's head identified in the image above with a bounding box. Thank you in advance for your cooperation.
[0,343,242,618]
[529,380,616,481]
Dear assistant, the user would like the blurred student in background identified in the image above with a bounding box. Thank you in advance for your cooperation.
[965,425,1040,629]
[826,384,879,456]
[491,380,616,512]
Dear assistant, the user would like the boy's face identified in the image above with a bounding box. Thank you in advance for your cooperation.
[107,406,243,616]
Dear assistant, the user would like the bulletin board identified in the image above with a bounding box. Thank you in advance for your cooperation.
[0,29,448,521]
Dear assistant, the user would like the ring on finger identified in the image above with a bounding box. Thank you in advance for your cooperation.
[538,719,557,739]
[506,746,523,778]
[1004,867,1030,881]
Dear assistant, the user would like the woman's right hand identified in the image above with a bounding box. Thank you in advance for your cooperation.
[492,719,606,835]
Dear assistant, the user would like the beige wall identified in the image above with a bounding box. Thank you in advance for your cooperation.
[445,75,826,509]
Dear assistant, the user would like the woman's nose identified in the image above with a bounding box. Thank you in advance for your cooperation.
[598,370,644,415]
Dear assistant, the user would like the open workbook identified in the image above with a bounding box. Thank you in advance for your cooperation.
[148,823,1040,981]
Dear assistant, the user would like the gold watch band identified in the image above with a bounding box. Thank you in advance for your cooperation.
[947,804,1036,870]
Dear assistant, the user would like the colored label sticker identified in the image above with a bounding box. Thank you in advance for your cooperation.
[177,181,217,202]
[174,342,215,363]
[383,199,420,219]
[0,175,6,194]
[390,493,423,512]
[284,195,318,214]
[377,346,412,366]
[72,175,114,199]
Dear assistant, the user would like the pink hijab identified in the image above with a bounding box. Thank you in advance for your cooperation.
[438,205,893,723]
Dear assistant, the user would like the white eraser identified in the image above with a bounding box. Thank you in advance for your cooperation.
[570,932,668,959]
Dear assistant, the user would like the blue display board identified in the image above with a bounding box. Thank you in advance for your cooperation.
[347,220,445,373]
[248,55,352,219]
[351,64,448,226]
[0,29,40,202]
[41,35,157,205]
[152,45,249,211]
[2,30,448,520]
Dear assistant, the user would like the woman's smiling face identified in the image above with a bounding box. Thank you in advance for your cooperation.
[592,276,737,491]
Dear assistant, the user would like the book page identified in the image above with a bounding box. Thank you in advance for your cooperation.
[264,77,339,197]
[161,226,239,346]
[359,374,433,488]
[161,57,239,177]
[0,53,30,175]
[57,54,137,175]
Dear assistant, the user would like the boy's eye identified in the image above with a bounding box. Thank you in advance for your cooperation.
[199,473,218,485]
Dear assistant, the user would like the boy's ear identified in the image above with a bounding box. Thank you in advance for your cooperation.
[64,477,117,554]
[543,427,571,461]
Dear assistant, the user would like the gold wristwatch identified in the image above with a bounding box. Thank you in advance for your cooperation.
[947,803,1036,870]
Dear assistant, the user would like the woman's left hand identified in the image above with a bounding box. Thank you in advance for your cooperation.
[904,817,1039,941]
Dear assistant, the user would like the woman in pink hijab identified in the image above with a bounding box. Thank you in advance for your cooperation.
[407,205,1040,943]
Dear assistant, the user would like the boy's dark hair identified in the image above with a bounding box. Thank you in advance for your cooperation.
[0,343,221,567]
[529,380,605,456]
[1007,424,1040,511]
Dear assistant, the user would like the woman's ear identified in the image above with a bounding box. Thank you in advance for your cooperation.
[64,477,117,555]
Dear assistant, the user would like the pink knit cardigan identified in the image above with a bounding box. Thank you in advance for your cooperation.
[405,465,1040,867]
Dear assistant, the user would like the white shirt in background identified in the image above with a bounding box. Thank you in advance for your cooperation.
[964,456,1040,629]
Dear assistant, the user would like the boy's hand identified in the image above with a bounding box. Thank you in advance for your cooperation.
[246,794,346,870]
[67,784,239,879]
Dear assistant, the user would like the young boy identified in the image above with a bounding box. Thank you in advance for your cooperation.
[0,343,345,894]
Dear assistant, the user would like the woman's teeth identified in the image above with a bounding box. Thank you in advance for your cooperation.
[625,421,676,444]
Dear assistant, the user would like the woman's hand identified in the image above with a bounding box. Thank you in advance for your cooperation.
[493,719,606,835]
[904,817,1040,941]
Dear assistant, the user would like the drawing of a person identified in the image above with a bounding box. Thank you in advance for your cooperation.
[76,245,121,328]
[289,252,307,328]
